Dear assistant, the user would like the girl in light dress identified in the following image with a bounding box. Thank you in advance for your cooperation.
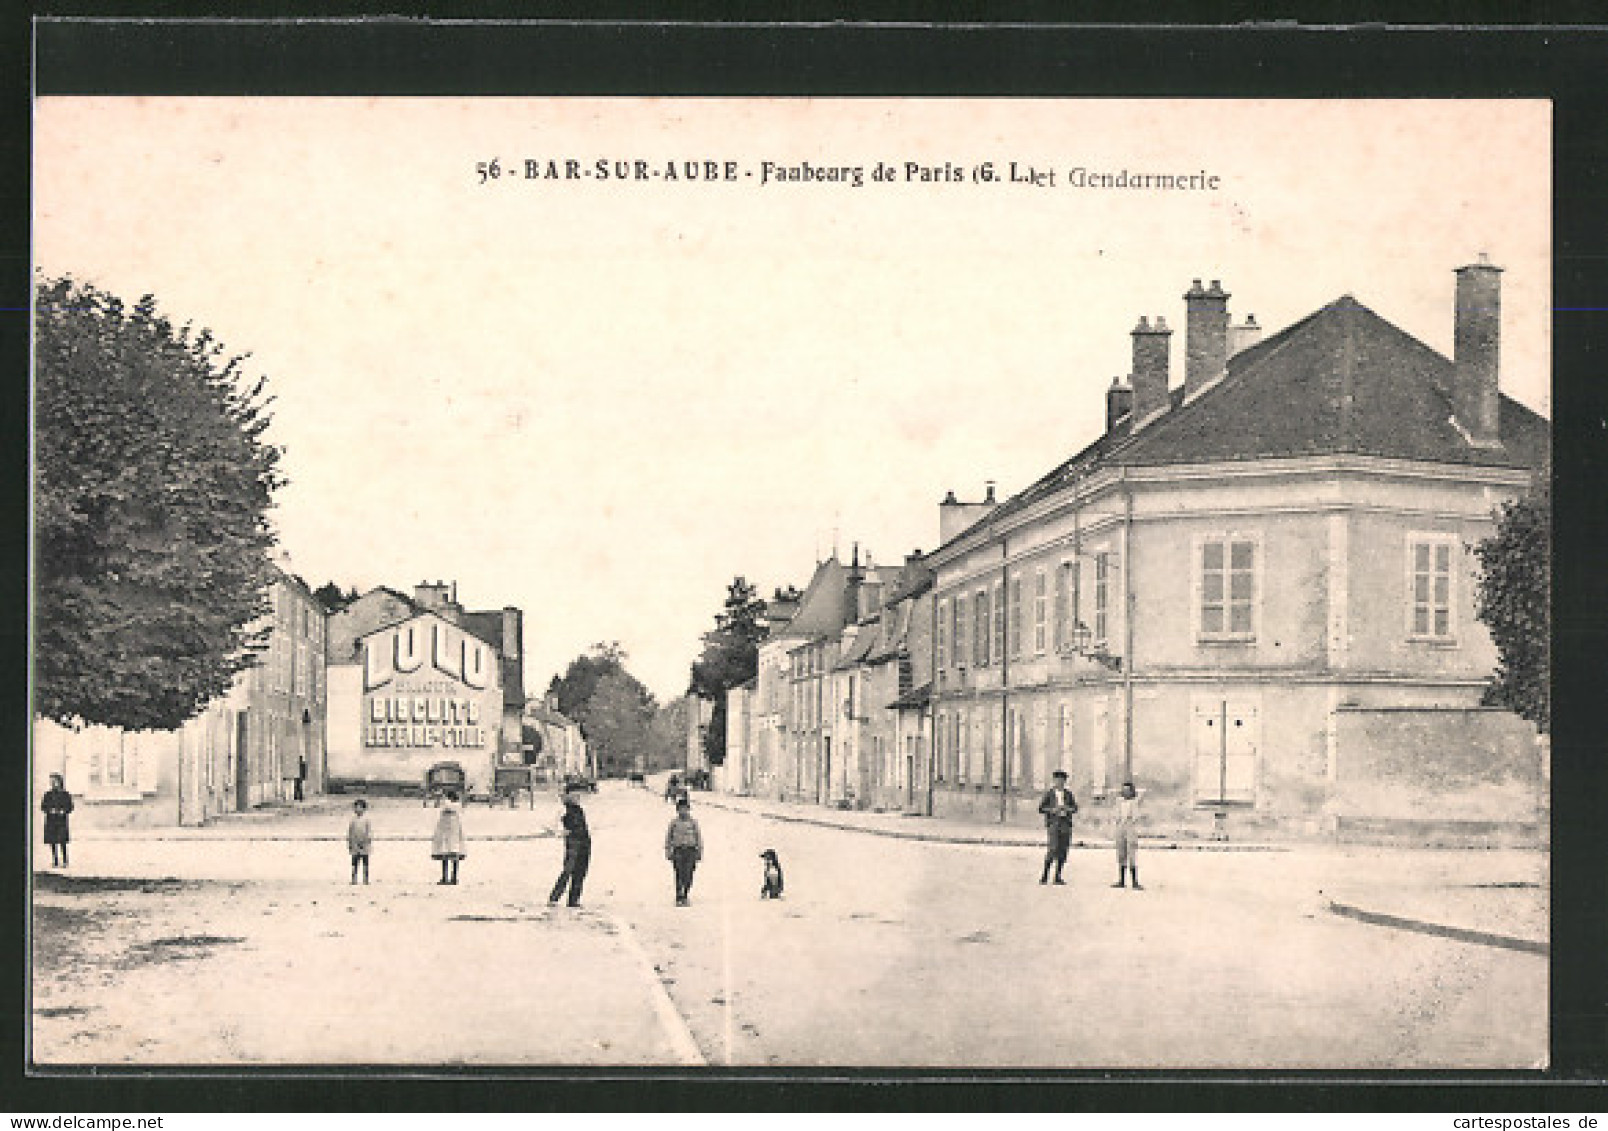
[431,791,466,885]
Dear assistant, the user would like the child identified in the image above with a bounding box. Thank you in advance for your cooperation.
[664,797,703,906]
[1111,781,1145,890]
[42,774,73,868]
[432,791,466,885]
[347,799,373,884]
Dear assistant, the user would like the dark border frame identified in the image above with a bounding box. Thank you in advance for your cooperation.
[9,14,1607,1113]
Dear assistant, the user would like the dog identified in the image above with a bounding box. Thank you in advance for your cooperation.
[759,849,785,899]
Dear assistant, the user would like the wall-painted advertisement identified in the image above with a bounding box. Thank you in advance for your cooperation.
[326,613,504,794]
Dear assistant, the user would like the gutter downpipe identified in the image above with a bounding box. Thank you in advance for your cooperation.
[999,530,1011,825]
[927,581,938,817]
[1122,476,1136,782]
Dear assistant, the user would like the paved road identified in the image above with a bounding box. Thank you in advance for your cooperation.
[30,784,1547,1069]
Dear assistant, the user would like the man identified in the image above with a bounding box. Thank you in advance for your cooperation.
[294,756,307,802]
[1038,769,1078,885]
[548,792,591,908]
[664,797,703,906]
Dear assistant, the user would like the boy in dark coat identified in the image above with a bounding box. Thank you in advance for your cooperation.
[548,793,592,908]
[1037,770,1078,885]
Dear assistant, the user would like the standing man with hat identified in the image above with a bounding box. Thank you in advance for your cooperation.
[1037,769,1078,885]
[548,790,591,908]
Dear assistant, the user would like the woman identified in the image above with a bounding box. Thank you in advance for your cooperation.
[431,791,466,885]
[42,773,74,868]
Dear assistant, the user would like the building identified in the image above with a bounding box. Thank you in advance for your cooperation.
[521,697,589,785]
[925,262,1548,838]
[33,567,329,827]
[771,556,857,803]
[324,581,524,796]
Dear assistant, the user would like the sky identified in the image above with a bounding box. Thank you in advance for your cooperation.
[33,98,1551,702]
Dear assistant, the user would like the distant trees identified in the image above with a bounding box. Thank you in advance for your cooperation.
[313,582,360,612]
[34,276,283,731]
[547,643,660,777]
[688,577,769,766]
[1474,472,1551,733]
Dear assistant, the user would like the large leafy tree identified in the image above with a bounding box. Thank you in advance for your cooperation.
[1473,471,1550,733]
[688,577,769,765]
[547,642,658,776]
[35,276,283,731]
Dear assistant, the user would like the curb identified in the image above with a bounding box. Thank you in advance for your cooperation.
[1327,900,1548,955]
[694,798,1289,852]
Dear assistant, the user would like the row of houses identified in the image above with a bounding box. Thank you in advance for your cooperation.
[717,260,1549,839]
[34,578,588,827]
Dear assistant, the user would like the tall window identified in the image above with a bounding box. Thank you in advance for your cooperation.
[1408,535,1457,639]
[936,599,949,672]
[974,589,989,666]
[954,595,968,668]
[935,712,947,781]
[992,582,1006,663]
[956,709,969,784]
[1094,553,1110,644]
[1054,561,1068,651]
[1033,569,1047,654]
[1009,576,1024,659]
[1199,536,1257,639]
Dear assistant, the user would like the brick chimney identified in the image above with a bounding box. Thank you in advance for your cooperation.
[1184,279,1231,401]
[414,580,452,612]
[1106,376,1133,433]
[1130,315,1171,427]
[1453,255,1503,448]
[1228,313,1262,357]
[940,486,1000,544]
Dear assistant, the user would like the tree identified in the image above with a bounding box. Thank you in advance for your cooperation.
[34,277,283,731]
[313,582,360,612]
[547,643,658,776]
[1473,471,1550,733]
[688,577,769,765]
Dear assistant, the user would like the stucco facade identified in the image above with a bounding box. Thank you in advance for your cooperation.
[926,266,1547,838]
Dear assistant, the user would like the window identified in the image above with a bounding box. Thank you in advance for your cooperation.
[935,712,947,780]
[1009,576,1023,659]
[954,596,968,667]
[956,709,969,784]
[1094,553,1110,644]
[936,599,949,672]
[992,582,1005,663]
[1408,535,1457,639]
[973,589,989,666]
[1054,562,1068,651]
[1199,536,1257,640]
[1033,569,1047,654]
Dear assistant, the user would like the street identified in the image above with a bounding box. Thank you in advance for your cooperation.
[31,783,1547,1069]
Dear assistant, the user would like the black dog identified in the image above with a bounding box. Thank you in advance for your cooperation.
[759,849,785,899]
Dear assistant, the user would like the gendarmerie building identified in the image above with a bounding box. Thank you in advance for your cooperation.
[923,261,1547,838]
